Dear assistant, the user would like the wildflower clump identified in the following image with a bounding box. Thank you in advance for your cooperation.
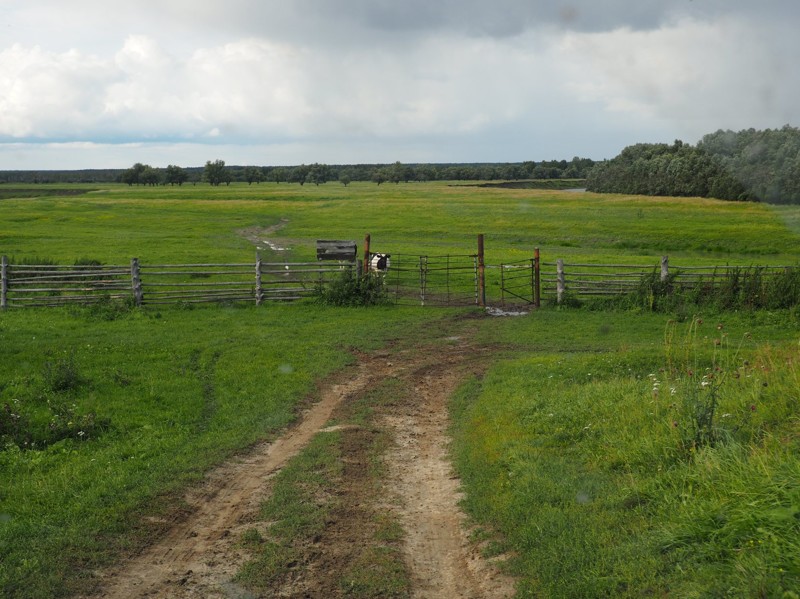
[662,317,744,454]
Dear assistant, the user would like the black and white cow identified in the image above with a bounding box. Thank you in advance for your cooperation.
[369,253,391,273]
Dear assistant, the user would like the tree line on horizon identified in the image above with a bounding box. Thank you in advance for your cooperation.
[3,126,798,203]
[587,125,800,204]
[0,157,595,187]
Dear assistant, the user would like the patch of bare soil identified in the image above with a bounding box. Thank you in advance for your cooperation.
[237,219,291,252]
[381,344,516,599]
[87,336,515,598]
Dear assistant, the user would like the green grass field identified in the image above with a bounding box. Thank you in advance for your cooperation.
[457,310,800,597]
[2,182,799,597]
[2,182,800,265]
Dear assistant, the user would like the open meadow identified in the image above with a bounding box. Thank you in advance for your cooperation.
[1,182,799,597]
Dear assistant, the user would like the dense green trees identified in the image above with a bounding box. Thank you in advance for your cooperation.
[120,162,162,186]
[2,159,594,186]
[203,159,231,186]
[5,159,592,188]
[305,163,330,186]
[586,141,747,199]
[120,163,147,186]
[698,126,800,204]
[588,126,800,204]
[270,167,288,184]
[243,166,264,185]
[164,165,188,186]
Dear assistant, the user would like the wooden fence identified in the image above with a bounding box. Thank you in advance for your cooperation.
[3,251,793,310]
[0,255,356,308]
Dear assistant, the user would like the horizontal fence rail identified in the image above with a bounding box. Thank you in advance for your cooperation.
[543,258,798,304]
[2,262,131,307]
[0,255,357,308]
[3,251,794,310]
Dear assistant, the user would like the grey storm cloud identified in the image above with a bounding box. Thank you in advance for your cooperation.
[179,0,800,39]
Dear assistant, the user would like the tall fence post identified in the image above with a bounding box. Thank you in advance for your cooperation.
[363,233,371,275]
[1,255,8,310]
[660,255,669,283]
[419,255,427,306]
[557,259,565,304]
[255,252,263,306]
[534,247,541,308]
[477,234,486,307]
[130,258,143,306]
[500,264,506,306]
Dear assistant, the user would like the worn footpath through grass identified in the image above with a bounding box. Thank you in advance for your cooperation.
[0,303,449,598]
[86,312,516,598]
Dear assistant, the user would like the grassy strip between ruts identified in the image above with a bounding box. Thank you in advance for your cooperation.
[236,375,411,597]
[453,309,800,597]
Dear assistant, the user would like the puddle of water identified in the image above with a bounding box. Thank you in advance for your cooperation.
[485,307,529,317]
[263,240,289,251]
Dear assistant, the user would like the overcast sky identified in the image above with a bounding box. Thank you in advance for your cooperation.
[1,0,798,169]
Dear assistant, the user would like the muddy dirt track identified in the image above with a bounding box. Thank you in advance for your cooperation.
[86,333,515,598]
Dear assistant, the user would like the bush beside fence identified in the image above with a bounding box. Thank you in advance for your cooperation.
[541,258,800,311]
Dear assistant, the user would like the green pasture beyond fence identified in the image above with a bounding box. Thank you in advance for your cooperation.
[1,247,797,310]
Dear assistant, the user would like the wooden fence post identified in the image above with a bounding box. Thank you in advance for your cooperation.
[255,253,263,306]
[660,255,669,283]
[534,247,541,308]
[363,233,371,275]
[1,255,8,310]
[130,258,143,306]
[419,255,427,306]
[557,259,565,304]
[477,234,486,307]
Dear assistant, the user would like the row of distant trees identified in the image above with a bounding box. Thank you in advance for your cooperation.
[587,126,800,204]
[0,158,595,187]
[117,157,596,187]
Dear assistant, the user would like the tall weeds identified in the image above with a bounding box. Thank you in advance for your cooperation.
[633,265,800,313]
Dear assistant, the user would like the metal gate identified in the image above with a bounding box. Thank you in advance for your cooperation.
[499,254,541,307]
[369,252,480,306]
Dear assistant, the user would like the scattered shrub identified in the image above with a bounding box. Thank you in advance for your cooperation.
[42,352,84,393]
[1,353,110,450]
[313,272,389,307]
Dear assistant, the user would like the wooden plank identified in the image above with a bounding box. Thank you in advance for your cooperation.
[316,240,357,261]
[1,256,7,309]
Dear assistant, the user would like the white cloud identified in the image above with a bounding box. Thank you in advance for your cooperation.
[0,44,113,138]
[1,1,798,168]
[1,32,569,144]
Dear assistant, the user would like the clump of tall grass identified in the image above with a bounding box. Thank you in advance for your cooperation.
[632,265,800,313]
[42,351,84,393]
[652,324,800,595]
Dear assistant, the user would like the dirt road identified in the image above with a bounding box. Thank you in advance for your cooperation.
[87,334,514,598]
